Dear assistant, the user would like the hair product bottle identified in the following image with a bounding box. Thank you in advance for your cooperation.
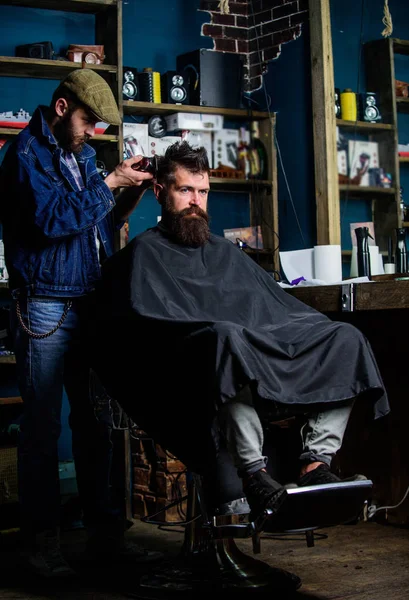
[355,226,372,278]
[395,227,408,274]
[340,89,357,121]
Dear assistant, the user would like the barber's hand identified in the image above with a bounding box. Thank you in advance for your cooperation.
[104,156,154,191]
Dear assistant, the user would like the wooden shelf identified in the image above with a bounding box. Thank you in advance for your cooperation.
[0,396,22,405]
[392,38,409,55]
[0,127,118,142]
[0,0,116,12]
[339,185,396,196]
[210,177,272,191]
[399,156,409,163]
[123,100,270,120]
[341,249,388,257]
[0,57,117,80]
[336,119,394,131]
[0,355,16,364]
[397,97,409,114]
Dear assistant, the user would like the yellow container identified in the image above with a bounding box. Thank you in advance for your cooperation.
[340,89,357,121]
[139,68,162,104]
[152,71,162,104]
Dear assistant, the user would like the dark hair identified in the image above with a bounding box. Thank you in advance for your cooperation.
[50,85,91,117]
[156,140,210,187]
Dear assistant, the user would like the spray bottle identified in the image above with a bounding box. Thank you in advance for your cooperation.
[355,226,373,278]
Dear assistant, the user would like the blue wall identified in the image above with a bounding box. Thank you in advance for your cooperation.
[252,30,316,251]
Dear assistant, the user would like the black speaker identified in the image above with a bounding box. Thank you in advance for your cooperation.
[359,92,382,123]
[335,87,341,118]
[176,49,243,109]
[161,71,189,105]
[122,66,139,101]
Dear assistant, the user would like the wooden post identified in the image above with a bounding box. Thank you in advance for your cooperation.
[309,0,340,245]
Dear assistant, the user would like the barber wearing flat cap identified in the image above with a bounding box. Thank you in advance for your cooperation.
[0,69,160,577]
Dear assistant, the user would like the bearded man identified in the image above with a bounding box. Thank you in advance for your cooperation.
[0,70,163,577]
[87,141,389,527]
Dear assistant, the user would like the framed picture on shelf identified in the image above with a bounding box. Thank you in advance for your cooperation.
[348,140,379,187]
[223,226,263,249]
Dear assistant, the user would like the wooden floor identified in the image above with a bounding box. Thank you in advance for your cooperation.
[0,518,408,599]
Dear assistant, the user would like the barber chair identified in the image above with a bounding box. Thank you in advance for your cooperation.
[125,461,373,598]
[88,368,373,597]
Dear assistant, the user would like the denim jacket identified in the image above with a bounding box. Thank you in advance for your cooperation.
[0,106,119,298]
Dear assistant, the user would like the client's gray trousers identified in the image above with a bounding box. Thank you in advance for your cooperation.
[219,386,353,477]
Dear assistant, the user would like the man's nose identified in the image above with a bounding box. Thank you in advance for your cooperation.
[189,191,200,205]
[85,124,96,137]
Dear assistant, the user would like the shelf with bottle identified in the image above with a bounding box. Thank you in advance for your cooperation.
[0,57,118,81]
[336,119,394,132]
[123,103,278,269]
[123,103,275,190]
[336,114,397,201]
[123,100,270,121]
[0,0,122,140]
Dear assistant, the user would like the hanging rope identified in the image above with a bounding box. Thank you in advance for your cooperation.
[381,0,393,37]
[218,0,230,14]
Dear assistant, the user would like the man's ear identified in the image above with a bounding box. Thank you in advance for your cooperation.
[55,98,69,118]
[154,182,164,204]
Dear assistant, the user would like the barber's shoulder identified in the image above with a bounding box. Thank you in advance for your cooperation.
[13,129,41,161]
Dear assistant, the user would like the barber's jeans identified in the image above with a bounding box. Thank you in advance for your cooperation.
[10,296,114,537]
[219,386,353,477]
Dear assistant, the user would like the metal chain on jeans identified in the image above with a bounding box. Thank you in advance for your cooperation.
[16,298,73,339]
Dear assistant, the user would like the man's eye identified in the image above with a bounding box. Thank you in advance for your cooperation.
[200,190,208,195]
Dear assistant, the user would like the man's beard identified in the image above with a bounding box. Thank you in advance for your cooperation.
[53,111,90,154]
[163,202,210,248]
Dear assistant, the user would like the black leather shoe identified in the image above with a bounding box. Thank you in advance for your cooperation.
[298,464,367,487]
[243,470,286,524]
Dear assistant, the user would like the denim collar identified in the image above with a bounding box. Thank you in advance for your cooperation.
[29,106,96,161]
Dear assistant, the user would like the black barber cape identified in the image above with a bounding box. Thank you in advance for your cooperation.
[88,224,389,431]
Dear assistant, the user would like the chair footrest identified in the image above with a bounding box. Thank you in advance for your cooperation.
[263,480,373,533]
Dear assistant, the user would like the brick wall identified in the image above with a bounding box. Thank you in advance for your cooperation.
[199,0,309,92]
[131,430,188,523]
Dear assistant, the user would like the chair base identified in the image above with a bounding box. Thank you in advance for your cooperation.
[124,537,301,598]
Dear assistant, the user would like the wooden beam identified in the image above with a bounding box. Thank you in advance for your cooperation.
[0,396,23,405]
[309,0,340,245]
